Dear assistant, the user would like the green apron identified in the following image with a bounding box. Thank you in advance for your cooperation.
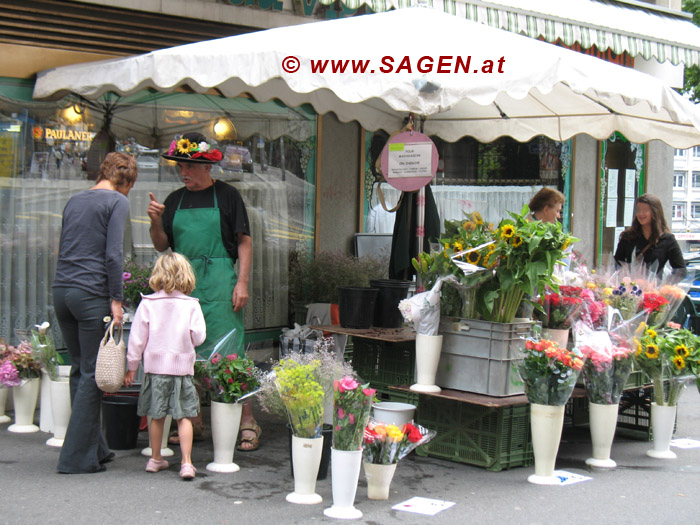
[172,187,244,357]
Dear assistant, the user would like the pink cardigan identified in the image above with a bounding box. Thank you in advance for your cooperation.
[126,290,206,376]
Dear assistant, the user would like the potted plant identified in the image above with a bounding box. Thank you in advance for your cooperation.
[1,340,42,433]
[122,258,154,320]
[288,248,387,326]
[200,352,261,472]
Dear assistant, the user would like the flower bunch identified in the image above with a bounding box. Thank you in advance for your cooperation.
[517,338,583,405]
[636,324,696,406]
[579,334,635,405]
[201,352,260,404]
[274,358,325,438]
[534,287,583,329]
[122,258,154,311]
[31,322,62,380]
[642,292,669,327]
[167,136,223,162]
[332,376,375,450]
[0,340,42,387]
[362,420,436,464]
[606,281,643,320]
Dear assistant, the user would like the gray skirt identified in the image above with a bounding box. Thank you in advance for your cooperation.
[137,374,200,420]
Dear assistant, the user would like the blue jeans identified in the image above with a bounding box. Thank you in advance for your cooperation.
[53,287,112,473]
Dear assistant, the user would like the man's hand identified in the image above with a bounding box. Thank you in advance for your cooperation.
[147,192,165,223]
[232,281,249,312]
[147,192,169,252]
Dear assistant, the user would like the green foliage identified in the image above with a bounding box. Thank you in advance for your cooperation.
[200,352,261,404]
[289,249,387,304]
[122,258,154,310]
[682,1,700,102]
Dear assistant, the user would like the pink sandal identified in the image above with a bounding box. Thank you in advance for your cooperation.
[145,458,169,473]
[180,463,196,480]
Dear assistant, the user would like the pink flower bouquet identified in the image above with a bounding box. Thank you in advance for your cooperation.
[332,376,375,450]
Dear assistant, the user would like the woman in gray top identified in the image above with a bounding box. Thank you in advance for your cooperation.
[53,152,137,474]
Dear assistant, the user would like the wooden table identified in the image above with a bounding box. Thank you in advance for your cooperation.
[310,325,415,343]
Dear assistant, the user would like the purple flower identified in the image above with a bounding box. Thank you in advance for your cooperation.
[122,272,132,281]
[0,360,21,387]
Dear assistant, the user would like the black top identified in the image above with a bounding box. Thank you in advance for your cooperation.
[614,231,687,277]
[53,189,129,300]
[161,180,250,262]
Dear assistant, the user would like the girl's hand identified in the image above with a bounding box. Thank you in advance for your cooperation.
[124,370,136,387]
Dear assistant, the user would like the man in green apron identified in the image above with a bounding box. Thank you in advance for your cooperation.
[147,132,260,451]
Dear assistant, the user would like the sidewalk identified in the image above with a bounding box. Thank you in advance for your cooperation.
[1,389,699,525]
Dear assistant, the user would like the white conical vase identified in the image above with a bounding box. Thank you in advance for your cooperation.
[410,334,442,393]
[286,435,323,504]
[647,403,677,459]
[585,402,619,468]
[141,415,174,457]
[541,328,569,349]
[46,377,71,447]
[9,378,40,433]
[40,370,53,433]
[363,461,397,500]
[0,388,11,424]
[527,403,565,485]
[324,448,363,519]
[206,401,242,473]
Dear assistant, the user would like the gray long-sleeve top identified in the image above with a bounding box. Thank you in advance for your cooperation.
[53,189,130,301]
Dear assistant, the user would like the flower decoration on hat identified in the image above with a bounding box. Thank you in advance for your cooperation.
[163,133,223,163]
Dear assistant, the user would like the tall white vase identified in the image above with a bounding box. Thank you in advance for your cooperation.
[9,378,40,433]
[363,462,398,500]
[141,415,174,457]
[46,378,71,447]
[541,328,569,349]
[324,448,363,520]
[286,435,323,504]
[647,403,677,459]
[0,388,10,424]
[528,403,565,485]
[40,370,53,433]
[585,402,619,468]
[207,401,242,473]
[410,334,443,393]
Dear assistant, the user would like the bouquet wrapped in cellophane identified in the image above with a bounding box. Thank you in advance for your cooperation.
[332,376,375,450]
[362,419,436,465]
[275,359,325,438]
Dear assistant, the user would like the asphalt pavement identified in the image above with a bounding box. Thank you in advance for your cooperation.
[1,388,699,525]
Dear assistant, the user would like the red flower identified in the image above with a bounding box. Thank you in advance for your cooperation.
[227,378,233,384]
[404,423,423,443]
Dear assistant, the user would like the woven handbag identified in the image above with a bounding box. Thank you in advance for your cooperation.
[95,321,126,393]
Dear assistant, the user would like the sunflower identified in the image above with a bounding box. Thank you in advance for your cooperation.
[511,236,523,248]
[472,211,484,225]
[646,328,657,339]
[562,239,571,251]
[466,251,480,265]
[462,221,475,232]
[645,343,659,359]
[483,251,498,269]
[675,344,690,358]
[176,138,192,154]
[636,342,642,356]
[453,241,464,253]
[500,224,515,239]
[672,355,686,370]
[487,243,496,252]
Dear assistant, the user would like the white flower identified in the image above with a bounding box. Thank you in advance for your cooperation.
[198,141,210,152]
[398,299,414,323]
[35,321,50,334]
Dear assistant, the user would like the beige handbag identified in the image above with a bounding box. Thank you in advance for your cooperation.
[95,321,126,393]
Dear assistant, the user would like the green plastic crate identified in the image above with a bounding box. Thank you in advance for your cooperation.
[414,396,533,471]
[350,338,415,389]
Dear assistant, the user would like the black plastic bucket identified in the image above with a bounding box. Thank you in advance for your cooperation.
[337,286,378,329]
[370,279,411,328]
[101,395,141,450]
[288,424,333,480]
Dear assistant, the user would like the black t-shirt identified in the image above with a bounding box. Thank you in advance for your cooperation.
[162,180,250,263]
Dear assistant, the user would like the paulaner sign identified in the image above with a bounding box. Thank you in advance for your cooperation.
[44,128,95,141]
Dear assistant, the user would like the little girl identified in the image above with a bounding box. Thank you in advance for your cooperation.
[124,252,206,480]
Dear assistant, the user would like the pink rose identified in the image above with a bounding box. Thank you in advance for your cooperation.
[337,408,345,419]
[227,354,237,361]
[339,376,359,393]
[167,139,177,156]
[349,414,355,424]
[363,388,375,398]
[211,354,221,365]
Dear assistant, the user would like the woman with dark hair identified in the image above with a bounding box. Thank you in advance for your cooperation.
[528,187,566,224]
[53,152,137,474]
[614,193,686,278]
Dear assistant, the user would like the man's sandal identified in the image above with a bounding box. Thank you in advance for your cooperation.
[236,422,262,452]
[168,424,205,445]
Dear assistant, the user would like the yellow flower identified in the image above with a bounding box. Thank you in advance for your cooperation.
[646,328,657,339]
[466,251,480,264]
[472,211,484,225]
[512,236,523,248]
[176,138,191,154]
[602,287,613,296]
[483,251,498,269]
[453,242,464,253]
[585,282,596,289]
[500,224,515,239]
[487,243,496,252]
[386,425,404,443]
[672,355,686,370]
[463,221,475,232]
[675,345,689,358]
[488,223,494,230]
[562,239,571,251]
[645,344,659,359]
[443,242,450,251]
[636,342,642,356]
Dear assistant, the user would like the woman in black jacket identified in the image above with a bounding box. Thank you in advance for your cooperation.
[614,193,686,278]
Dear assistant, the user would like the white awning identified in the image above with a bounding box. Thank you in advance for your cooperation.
[319,0,700,67]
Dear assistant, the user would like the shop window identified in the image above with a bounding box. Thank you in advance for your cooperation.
[0,83,317,345]
[674,171,686,188]
[692,203,700,219]
[672,202,686,220]
[693,172,700,188]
